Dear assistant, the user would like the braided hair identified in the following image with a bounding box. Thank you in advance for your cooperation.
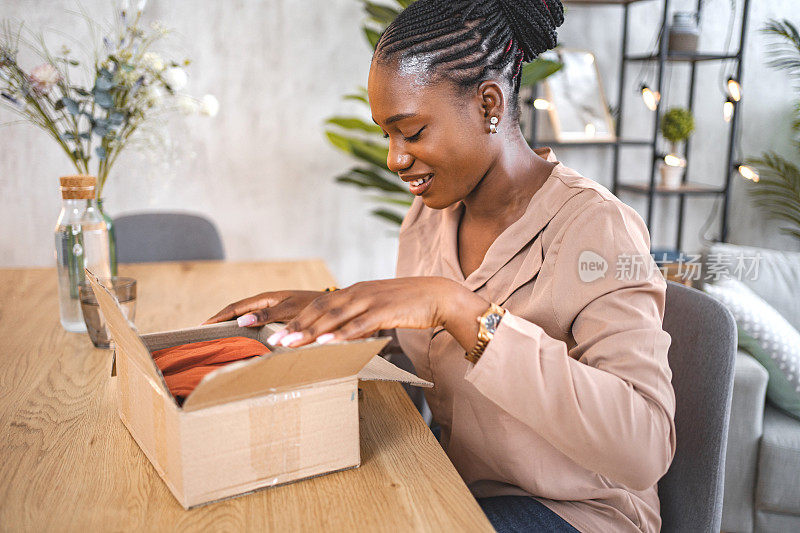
[374,0,564,124]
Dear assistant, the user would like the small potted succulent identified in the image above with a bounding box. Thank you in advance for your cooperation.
[659,107,695,188]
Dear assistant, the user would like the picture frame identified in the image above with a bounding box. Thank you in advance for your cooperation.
[540,48,616,143]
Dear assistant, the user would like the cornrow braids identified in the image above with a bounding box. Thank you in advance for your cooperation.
[374,0,564,124]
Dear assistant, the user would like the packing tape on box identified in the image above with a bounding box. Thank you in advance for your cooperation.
[248,390,302,478]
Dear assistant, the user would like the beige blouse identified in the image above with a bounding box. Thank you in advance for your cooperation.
[394,148,676,533]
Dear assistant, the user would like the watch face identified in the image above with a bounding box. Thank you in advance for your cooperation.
[484,313,502,334]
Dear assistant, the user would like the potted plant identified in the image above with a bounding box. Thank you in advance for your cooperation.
[659,107,695,188]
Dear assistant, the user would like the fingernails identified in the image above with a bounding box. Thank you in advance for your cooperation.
[316,333,336,345]
[267,328,288,345]
[280,332,304,347]
[237,314,257,327]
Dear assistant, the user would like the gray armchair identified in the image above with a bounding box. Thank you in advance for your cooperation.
[698,242,800,532]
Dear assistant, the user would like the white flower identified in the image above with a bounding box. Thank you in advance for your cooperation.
[136,0,148,12]
[199,94,219,117]
[161,67,187,91]
[142,85,163,107]
[29,64,61,94]
[150,21,168,35]
[141,52,164,72]
[176,94,199,115]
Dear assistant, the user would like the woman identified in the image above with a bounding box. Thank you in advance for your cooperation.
[206,1,676,531]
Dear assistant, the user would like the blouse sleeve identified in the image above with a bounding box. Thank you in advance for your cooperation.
[464,199,677,491]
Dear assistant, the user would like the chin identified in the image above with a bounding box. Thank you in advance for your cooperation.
[420,194,457,210]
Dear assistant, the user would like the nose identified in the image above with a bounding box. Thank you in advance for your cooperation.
[386,138,413,174]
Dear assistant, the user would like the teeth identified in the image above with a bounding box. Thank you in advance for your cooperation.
[411,175,431,187]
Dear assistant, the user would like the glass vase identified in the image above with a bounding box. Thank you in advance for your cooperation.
[55,176,113,332]
[96,198,118,276]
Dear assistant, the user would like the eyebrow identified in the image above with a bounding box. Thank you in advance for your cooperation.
[372,112,419,126]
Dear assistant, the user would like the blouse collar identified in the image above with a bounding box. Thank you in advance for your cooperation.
[437,147,574,292]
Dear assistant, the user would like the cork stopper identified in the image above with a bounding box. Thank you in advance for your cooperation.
[60,175,96,200]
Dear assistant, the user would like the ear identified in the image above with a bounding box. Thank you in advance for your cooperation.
[477,80,506,121]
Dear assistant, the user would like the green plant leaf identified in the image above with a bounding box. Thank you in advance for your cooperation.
[59,97,79,115]
[369,195,414,207]
[325,130,353,152]
[335,169,406,194]
[349,166,407,193]
[326,116,383,134]
[95,76,113,92]
[520,58,563,87]
[363,2,400,26]
[371,208,405,226]
[93,89,113,109]
[109,111,125,125]
[364,27,381,49]
[350,139,389,170]
[326,131,389,170]
[344,93,369,104]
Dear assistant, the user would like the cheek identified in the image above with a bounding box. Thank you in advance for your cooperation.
[428,127,490,193]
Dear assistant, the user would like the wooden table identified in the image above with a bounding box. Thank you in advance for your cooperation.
[0,261,493,532]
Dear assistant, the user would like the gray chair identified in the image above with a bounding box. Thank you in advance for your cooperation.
[113,212,224,263]
[659,281,738,532]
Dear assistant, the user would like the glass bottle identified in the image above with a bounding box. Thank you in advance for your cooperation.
[668,12,700,53]
[54,175,112,332]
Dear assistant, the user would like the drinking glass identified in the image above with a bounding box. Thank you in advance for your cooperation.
[79,277,137,348]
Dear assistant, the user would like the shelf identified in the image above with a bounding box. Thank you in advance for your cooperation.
[624,52,740,62]
[617,181,726,195]
[530,139,652,148]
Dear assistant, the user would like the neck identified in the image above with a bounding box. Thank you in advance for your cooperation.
[461,126,555,228]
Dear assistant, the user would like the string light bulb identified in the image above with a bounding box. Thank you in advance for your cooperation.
[533,98,552,110]
[738,165,759,182]
[727,77,742,102]
[664,154,687,167]
[640,84,660,111]
[723,98,735,123]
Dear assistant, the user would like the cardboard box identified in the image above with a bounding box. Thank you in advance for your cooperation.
[85,271,432,509]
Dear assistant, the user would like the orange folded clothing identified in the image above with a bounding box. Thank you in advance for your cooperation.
[152,337,270,399]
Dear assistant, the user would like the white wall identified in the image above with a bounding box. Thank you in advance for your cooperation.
[1,0,799,287]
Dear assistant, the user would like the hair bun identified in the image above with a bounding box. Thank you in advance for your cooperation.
[494,0,564,61]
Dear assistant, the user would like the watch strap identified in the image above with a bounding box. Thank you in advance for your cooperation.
[465,303,505,364]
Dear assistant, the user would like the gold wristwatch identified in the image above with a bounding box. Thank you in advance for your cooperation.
[465,303,506,364]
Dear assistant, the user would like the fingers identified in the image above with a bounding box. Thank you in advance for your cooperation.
[202,292,286,325]
[268,291,378,348]
[242,300,303,327]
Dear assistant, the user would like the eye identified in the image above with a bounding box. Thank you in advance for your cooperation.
[405,126,426,142]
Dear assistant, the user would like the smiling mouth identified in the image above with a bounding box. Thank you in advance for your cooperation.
[410,175,431,187]
[407,174,433,195]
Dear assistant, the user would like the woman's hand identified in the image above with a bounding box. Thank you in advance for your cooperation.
[203,290,325,327]
[267,277,489,350]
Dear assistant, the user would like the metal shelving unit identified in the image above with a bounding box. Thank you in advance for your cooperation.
[528,0,752,252]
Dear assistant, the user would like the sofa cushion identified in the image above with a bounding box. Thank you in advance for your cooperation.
[704,242,800,331]
[703,278,800,420]
[756,404,800,515]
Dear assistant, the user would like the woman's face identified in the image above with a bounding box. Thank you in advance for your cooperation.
[367,59,500,209]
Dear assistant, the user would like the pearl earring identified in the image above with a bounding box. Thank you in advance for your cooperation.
[489,116,499,134]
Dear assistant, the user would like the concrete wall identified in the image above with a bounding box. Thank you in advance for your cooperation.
[1,0,798,287]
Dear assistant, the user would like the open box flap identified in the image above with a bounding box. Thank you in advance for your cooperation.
[181,336,390,412]
[358,355,433,388]
[85,269,176,405]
